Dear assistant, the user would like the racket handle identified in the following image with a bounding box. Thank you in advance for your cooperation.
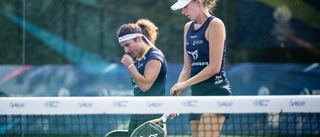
[173,91,177,96]
[161,113,169,122]
[166,92,179,120]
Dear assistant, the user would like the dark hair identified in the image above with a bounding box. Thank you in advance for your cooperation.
[116,19,158,45]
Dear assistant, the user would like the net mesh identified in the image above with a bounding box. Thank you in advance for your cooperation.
[1,96,320,137]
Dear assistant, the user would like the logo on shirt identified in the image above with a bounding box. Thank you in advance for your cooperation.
[187,50,198,60]
[136,57,145,69]
[192,40,204,46]
[190,35,197,39]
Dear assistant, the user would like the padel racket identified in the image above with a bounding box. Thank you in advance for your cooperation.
[130,113,168,137]
[105,130,128,137]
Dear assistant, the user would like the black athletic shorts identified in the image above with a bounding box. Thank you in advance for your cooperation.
[189,81,232,121]
[189,113,230,121]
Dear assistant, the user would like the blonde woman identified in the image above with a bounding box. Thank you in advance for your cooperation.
[170,0,232,136]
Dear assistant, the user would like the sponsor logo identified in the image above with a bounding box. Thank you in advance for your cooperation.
[147,102,162,108]
[112,101,127,107]
[190,35,197,39]
[137,57,145,69]
[182,100,198,107]
[214,75,223,85]
[289,100,305,106]
[137,63,144,69]
[218,101,233,107]
[214,80,223,85]
[9,102,25,108]
[44,101,59,108]
[253,100,269,106]
[191,62,208,67]
[192,40,204,46]
[187,50,198,60]
[78,102,93,108]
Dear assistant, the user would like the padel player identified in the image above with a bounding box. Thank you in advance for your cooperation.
[116,19,167,137]
[169,0,232,136]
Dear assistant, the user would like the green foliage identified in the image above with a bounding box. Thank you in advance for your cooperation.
[99,0,188,63]
[1,0,318,64]
[0,0,190,64]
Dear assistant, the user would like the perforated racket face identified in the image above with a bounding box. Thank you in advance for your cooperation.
[131,122,165,137]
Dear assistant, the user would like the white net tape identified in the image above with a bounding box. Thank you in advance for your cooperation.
[1,95,320,115]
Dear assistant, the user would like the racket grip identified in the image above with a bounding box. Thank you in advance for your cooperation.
[173,91,177,96]
[161,113,170,122]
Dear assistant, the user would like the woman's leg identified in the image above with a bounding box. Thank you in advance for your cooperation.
[190,114,225,137]
[190,119,199,137]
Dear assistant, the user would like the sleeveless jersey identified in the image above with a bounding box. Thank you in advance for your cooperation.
[132,46,167,96]
[186,16,231,96]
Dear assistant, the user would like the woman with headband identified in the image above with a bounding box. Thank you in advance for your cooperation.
[169,0,232,136]
[116,19,167,136]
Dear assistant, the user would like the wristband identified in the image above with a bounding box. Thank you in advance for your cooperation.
[128,64,134,69]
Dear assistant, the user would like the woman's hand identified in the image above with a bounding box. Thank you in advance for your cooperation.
[168,113,179,119]
[170,82,187,96]
[121,54,134,68]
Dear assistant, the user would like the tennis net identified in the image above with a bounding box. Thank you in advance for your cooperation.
[1,95,319,137]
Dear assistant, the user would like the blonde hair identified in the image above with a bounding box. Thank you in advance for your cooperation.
[196,0,218,14]
[117,19,158,45]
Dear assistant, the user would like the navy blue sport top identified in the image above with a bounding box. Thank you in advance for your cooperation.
[186,16,231,96]
[132,46,167,96]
